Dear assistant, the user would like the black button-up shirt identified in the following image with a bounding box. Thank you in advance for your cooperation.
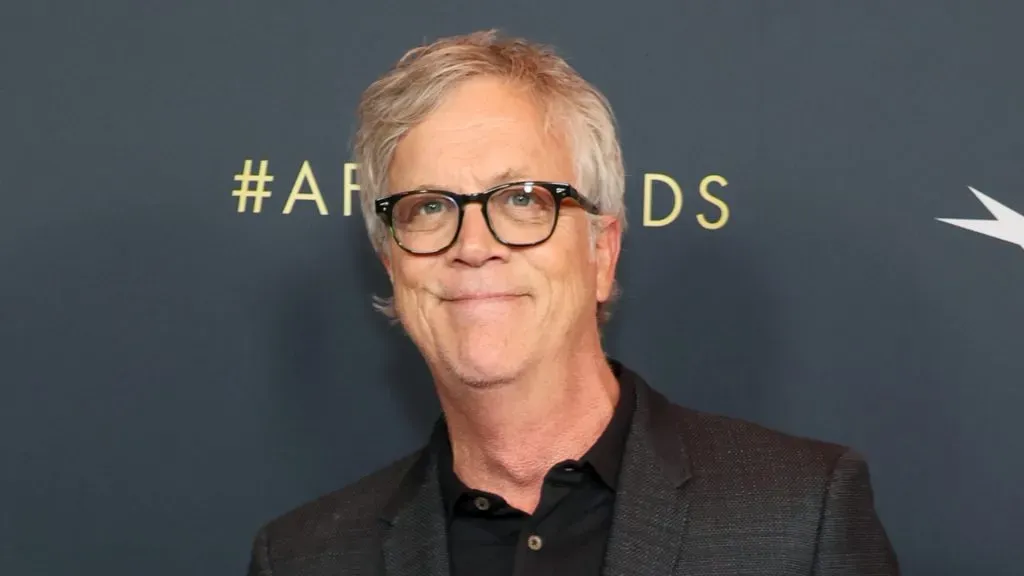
[432,365,636,576]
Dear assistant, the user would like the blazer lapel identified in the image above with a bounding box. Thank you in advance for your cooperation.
[380,448,450,576]
[602,376,694,576]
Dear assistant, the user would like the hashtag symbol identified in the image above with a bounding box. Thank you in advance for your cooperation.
[232,159,274,213]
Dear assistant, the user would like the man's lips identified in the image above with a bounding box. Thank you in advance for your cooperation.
[441,293,526,302]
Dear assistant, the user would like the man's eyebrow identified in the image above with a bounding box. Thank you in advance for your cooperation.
[408,183,447,191]
[488,167,530,185]
[407,168,532,192]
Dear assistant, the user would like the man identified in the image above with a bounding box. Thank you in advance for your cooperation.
[247,30,899,576]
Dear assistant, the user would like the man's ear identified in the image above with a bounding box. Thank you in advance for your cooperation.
[379,248,394,283]
[594,216,622,303]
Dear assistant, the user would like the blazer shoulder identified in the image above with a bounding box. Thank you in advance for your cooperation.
[670,401,852,479]
[256,448,423,548]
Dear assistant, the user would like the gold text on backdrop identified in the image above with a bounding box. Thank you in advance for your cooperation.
[231,160,730,229]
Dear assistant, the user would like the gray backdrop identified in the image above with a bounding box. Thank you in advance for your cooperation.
[2,1,1022,574]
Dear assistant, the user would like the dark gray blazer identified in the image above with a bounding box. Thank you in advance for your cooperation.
[247,367,899,575]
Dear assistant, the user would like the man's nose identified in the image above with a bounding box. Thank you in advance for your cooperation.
[448,204,508,266]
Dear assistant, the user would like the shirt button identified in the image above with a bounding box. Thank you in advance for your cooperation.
[527,534,543,551]
[473,496,490,511]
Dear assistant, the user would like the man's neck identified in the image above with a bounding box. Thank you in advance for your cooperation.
[436,349,621,513]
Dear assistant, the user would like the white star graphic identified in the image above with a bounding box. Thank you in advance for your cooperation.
[936,187,1024,250]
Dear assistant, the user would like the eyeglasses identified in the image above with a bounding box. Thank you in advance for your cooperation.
[375,181,600,255]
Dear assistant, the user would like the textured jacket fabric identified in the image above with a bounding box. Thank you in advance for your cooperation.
[247,365,899,575]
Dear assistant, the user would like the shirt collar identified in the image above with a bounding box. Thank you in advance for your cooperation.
[432,358,637,516]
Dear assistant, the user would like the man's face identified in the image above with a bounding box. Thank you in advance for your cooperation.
[383,76,620,386]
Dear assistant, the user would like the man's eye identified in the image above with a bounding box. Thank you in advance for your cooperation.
[418,200,445,214]
[508,192,534,206]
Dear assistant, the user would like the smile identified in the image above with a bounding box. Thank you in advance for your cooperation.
[443,293,525,303]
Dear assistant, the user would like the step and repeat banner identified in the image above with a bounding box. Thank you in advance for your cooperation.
[2,2,1022,575]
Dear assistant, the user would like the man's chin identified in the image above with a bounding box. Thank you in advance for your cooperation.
[424,300,537,386]
[440,342,531,388]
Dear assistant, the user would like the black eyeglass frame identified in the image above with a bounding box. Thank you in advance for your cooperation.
[374,180,600,255]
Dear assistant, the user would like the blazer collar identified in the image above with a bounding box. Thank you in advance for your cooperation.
[601,362,694,576]
[611,359,692,486]
[379,448,450,576]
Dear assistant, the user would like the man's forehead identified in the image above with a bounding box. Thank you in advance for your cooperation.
[389,132,568,192]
